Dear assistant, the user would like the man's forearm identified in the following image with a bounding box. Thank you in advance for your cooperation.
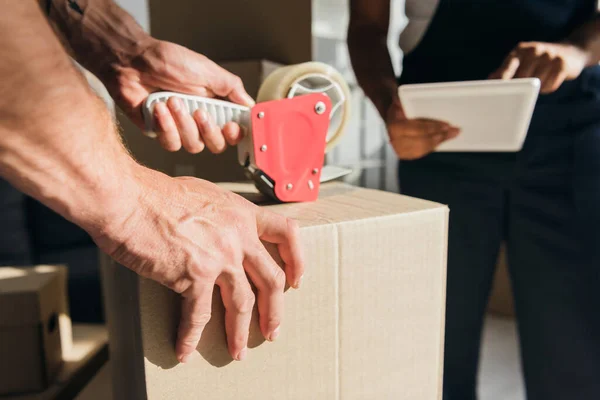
[0,2,139,236]
[348,26,399,119]
[45,0,153,83]
[566,12,600,67]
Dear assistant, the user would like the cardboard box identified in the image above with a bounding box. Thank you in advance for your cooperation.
[148,1,312,65]
[119,59,281,183]
[101,182,449,399]
[0,267,64,395]
[2,325,109,400]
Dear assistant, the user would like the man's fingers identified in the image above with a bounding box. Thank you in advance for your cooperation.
[243,244,286,341]
[176,285,214,363]
[514,53,538,78]
[546,69,569,94]
[193,110,227,154]
[393,128,460,160]
[222,122,243,146]
[154,102,181,151]
[414,119,452,136]
[533,62,554,93]
[391,119,452,138]
[167,97,205,154]
[491,54,520,80]
[256,211,304,289]
[217,272,255,361]
[540,60,567,93]
[226,85,256,108]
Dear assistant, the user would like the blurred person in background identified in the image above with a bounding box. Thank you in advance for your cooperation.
[0,0,304,364]
[349,0,600,399]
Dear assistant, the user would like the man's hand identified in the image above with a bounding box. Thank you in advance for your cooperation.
[93,168,304,363]
[108,40,255,154]
[489,42,589,93]
[386,99,460,160]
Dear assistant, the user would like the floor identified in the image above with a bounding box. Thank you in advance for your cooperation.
[77,316,525,400]
[478,316,526,400]
[75,364,112,400]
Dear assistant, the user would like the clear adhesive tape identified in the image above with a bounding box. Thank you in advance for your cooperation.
[256,62,351,153]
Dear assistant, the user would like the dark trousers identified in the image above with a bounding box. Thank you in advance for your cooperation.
[399,100,600,400]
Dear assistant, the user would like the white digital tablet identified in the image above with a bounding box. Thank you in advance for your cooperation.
[398,78,540,152]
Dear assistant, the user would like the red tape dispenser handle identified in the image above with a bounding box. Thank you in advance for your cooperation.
[250,93,331,202]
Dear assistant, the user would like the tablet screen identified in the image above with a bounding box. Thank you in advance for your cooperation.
[398,78,540,152]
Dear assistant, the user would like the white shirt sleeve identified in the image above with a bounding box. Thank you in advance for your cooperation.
[399,0,440,54]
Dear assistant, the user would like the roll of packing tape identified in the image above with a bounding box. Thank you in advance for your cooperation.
[257,62,351,152]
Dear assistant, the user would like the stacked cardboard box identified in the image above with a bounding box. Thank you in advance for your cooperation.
[102,182,449,399]
[0,266,68,395]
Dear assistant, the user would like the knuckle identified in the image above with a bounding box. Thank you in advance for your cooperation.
[232,76,244,90]
[233,291,255,314]
[171,277,193,294]
[541,53,552,62]
[522,43,536,52]
[554,57,566,69]
[223,210,247,231]
[266,267,286,291]
[191,312,212,328]
[184,312,212,331]
[214,234,238,258]
[285,217,300,239]
[179,337,200,351]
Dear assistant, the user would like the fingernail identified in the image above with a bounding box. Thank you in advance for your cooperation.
[269,327,280,342]
[180,351,197,364]
[244,94,256,107]
[236,347,247,361]
[197,109,208,123]
[294,275,304,289]
[171,98,181,111]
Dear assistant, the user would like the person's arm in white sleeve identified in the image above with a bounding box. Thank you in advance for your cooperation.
[348,0,458,160]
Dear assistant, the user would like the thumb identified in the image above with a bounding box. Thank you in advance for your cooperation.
[227,84,256,108]
[209,66,256,107]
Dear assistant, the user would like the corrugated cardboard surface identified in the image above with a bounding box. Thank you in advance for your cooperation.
[0,267,63,395]
[2,325,109,400]
[119,60,280,183]
[148,1,311,65]
[0,329,46,395]
[0,265,72,352]
[103,183,448,399]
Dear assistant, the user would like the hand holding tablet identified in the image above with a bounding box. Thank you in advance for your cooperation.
[398,78,540,152]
